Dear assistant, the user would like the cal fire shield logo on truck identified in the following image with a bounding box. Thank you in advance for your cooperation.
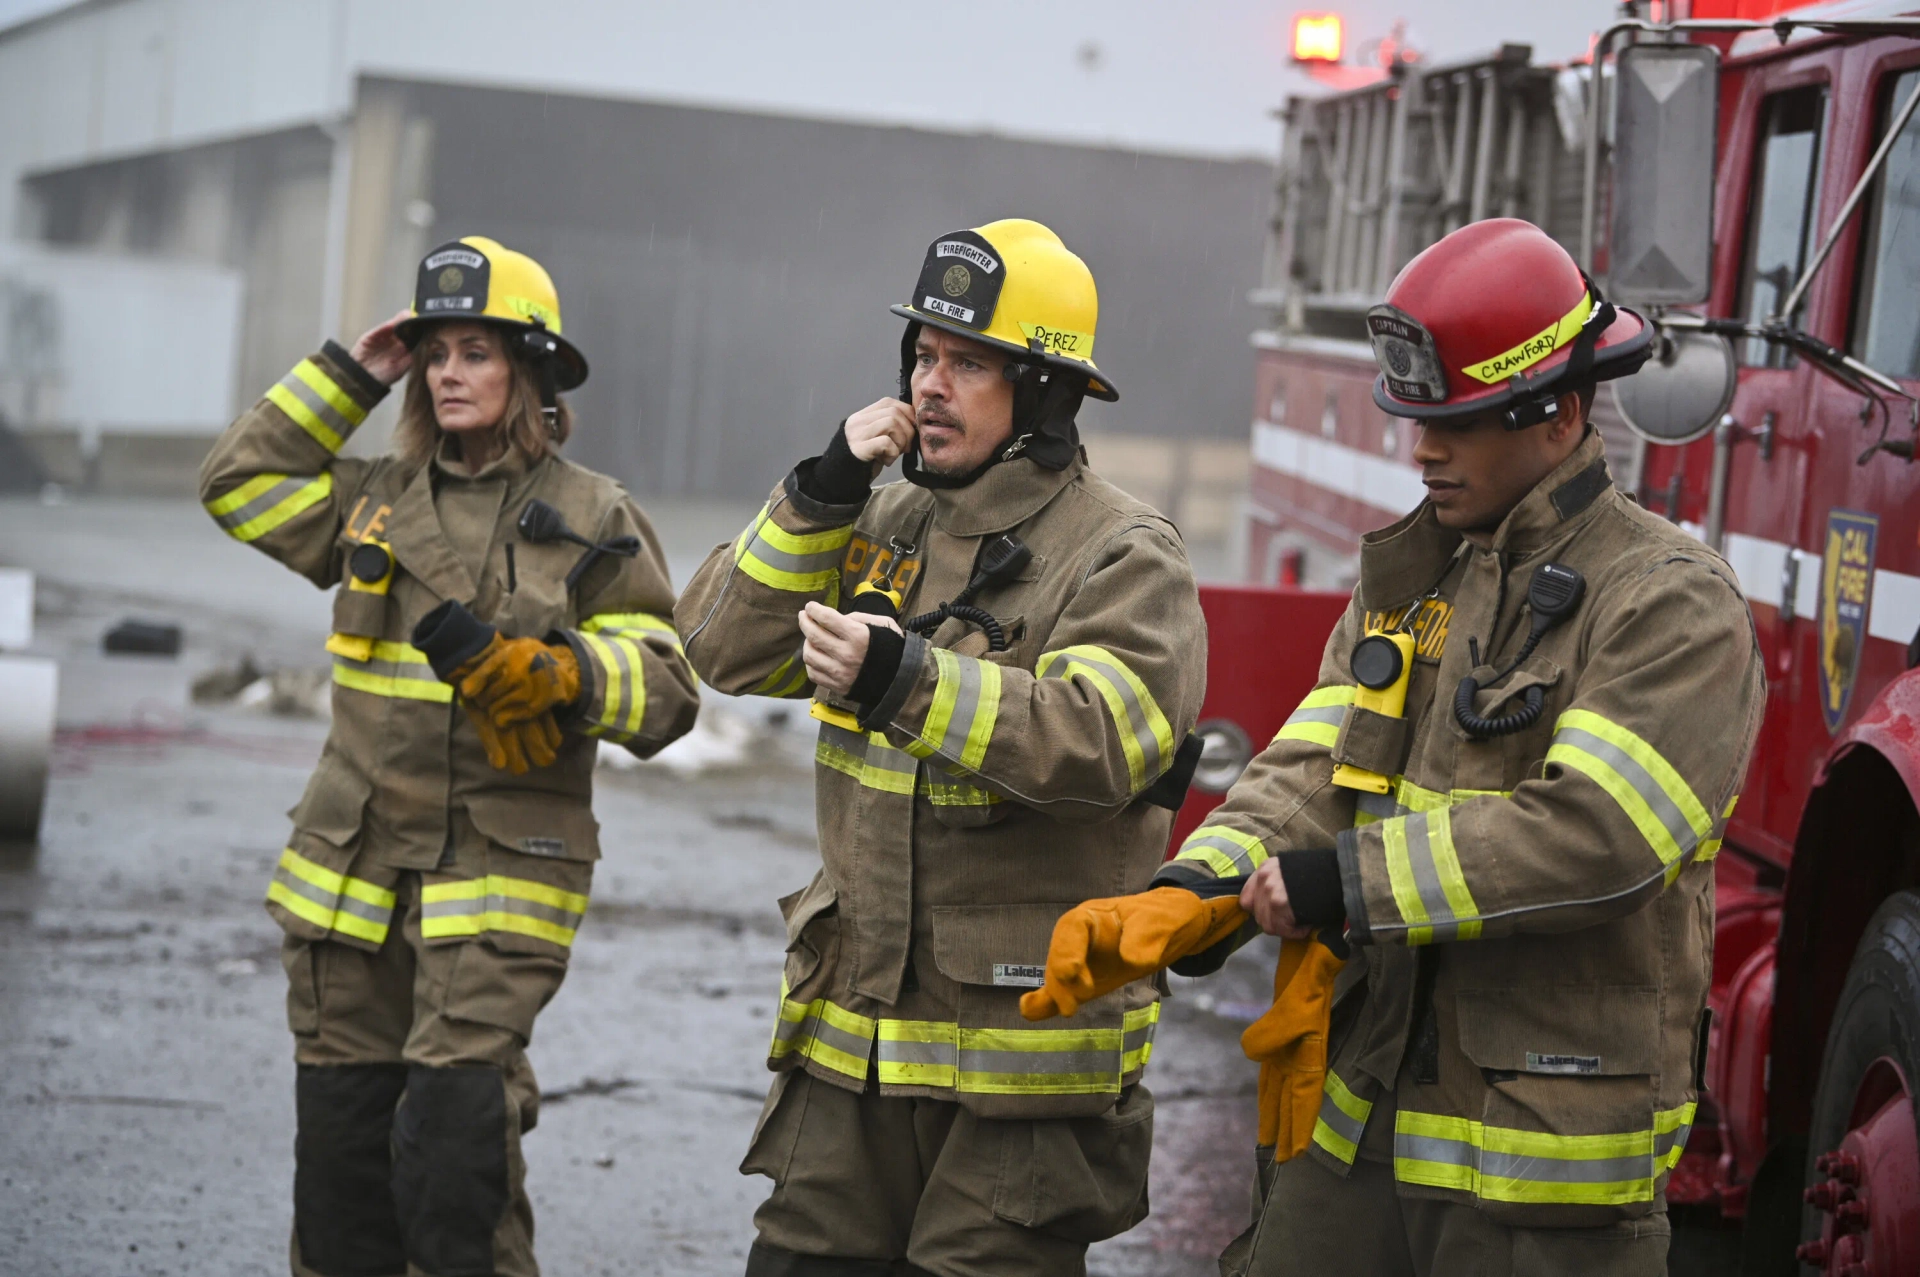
[1819,509,1878,733]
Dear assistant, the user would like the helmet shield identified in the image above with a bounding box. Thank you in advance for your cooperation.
[414,244,491,320]
[909,231,1007,333]
[1366,305,1448,405]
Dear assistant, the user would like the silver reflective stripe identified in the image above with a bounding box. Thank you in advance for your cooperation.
[277,368,356,440]
[210,476,313,533]
[1122,1014,1157,1062]
[269,864,391,927]
[930,652,988,762]
[865,737,917,783]
[958,1047,1118,1077]
[1180,831,1262,876]
[421,893,583,931]
[1317,1090,1368,1151]
[1394,1131,1476,1171]
[594,633,636,732]
[1287,705,1346,730]
[1480,1148,1652,1185]
[1554,726,1700,858]
[877,1036,958,1069]
[784,1007,873,1062]
[1402,812,1467,942]
[1656,1116,1692,1162]
[1040,649,1165,779]
[741,523,845,577]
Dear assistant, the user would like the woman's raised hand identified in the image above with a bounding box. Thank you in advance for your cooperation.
[350,309,416,386]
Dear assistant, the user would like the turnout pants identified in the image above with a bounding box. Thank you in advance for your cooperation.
[742,1069,1155,1277]
[282,869,576,1277]
[1223,1103,1671,1277]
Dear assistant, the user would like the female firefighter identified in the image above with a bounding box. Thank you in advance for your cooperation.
[197,236,699,1277]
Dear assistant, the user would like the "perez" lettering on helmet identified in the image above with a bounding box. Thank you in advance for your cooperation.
[1017,321,1093,359]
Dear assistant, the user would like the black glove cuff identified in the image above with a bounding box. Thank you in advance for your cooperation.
[848,624,906,710]
[411,599,497,682]
[1278,848,1347,929]
[322,339,390,404]
[795,422,876,506]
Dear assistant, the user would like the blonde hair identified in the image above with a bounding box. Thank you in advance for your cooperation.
[392,323,574,472]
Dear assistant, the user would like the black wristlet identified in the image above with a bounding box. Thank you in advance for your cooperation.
[848,625,906,709]
[411,599,497,682]
[1278,849,1347,928]
[796,422,875,505]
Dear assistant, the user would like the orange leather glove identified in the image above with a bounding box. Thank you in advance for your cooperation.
[466,706,563,775]
[1019,886,1248,1021]
[1241,932,1348,1162]
[454,635,581,729]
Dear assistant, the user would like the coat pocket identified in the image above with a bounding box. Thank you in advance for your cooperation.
[778,879,840,1005]
[464,789,601,862]
[931,904,1146,1119]
[1454,985,1669,1227]
[288,752,375,850]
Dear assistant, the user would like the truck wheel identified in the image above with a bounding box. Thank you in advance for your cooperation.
[1797,890,1920,1276]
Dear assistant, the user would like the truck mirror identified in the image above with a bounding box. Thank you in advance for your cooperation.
[1609,43,1719,306]
[1612,328,1736,445]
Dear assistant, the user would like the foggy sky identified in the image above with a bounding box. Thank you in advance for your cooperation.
[3,0,1618,159]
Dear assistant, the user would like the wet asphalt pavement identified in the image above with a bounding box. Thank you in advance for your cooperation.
[0,496,1266,1277]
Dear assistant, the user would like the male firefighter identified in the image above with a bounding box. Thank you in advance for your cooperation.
[676,218,1207,1276]
[1023,219,1766,1275]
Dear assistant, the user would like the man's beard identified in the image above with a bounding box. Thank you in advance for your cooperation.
[917,410,970,475]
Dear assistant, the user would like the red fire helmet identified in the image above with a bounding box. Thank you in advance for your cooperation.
[1367,219,1652,424]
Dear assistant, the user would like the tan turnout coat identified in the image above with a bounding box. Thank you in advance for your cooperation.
[1158,431,1764,1226]
[677,452,1206,1119]
[199,341,698,963]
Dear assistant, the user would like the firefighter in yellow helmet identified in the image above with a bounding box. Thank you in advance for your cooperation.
[198,235,699,1277]
[675,218,1208,1275]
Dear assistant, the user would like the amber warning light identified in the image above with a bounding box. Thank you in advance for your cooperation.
[1292,12,1343,64]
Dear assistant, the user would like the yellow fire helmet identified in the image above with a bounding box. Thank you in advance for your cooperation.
[890,218,1116,401]
[396,236,589,391]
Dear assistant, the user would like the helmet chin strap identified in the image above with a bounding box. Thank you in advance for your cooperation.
[521,319,562,439]
[897,324,1084,489]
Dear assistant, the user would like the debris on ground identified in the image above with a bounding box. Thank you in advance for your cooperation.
[102,618,183,656]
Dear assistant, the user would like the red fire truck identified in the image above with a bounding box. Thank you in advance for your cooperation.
[1176,3,1920,1271]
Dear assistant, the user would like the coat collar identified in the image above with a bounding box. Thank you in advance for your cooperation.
[384,460,477,605]
[929,454,1079,538]
[1358,429,1613,610]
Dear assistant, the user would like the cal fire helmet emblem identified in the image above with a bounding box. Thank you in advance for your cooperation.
[1366,304,1449,403]
[1819,509,1878,732]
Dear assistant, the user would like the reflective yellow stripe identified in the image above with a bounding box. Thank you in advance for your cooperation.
[1379,807,1484,944]
[419,874,589,947]
[1036,644,1175,793]
[779,992,1158,1096]
[264,358,367,453]
[1275,685,1356,747]
[1353,776,1510,827]
[1173,823,1269,877]
[815,723,919,794]
[1311,1068,1373,1164]
[917,647,1000,771]
[1393,1102,1696,1206]
[751,651,812,698]
[1459,293,1593,385]
[582,612,682,652]
[579,631,647,739]
[1548,709,1711,883]
[205,471,334,543]
[733,505,851,594]
[330,638,452,703]
[265,847,394,944]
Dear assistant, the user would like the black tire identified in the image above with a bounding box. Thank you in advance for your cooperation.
[1796,889,1920,1274]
